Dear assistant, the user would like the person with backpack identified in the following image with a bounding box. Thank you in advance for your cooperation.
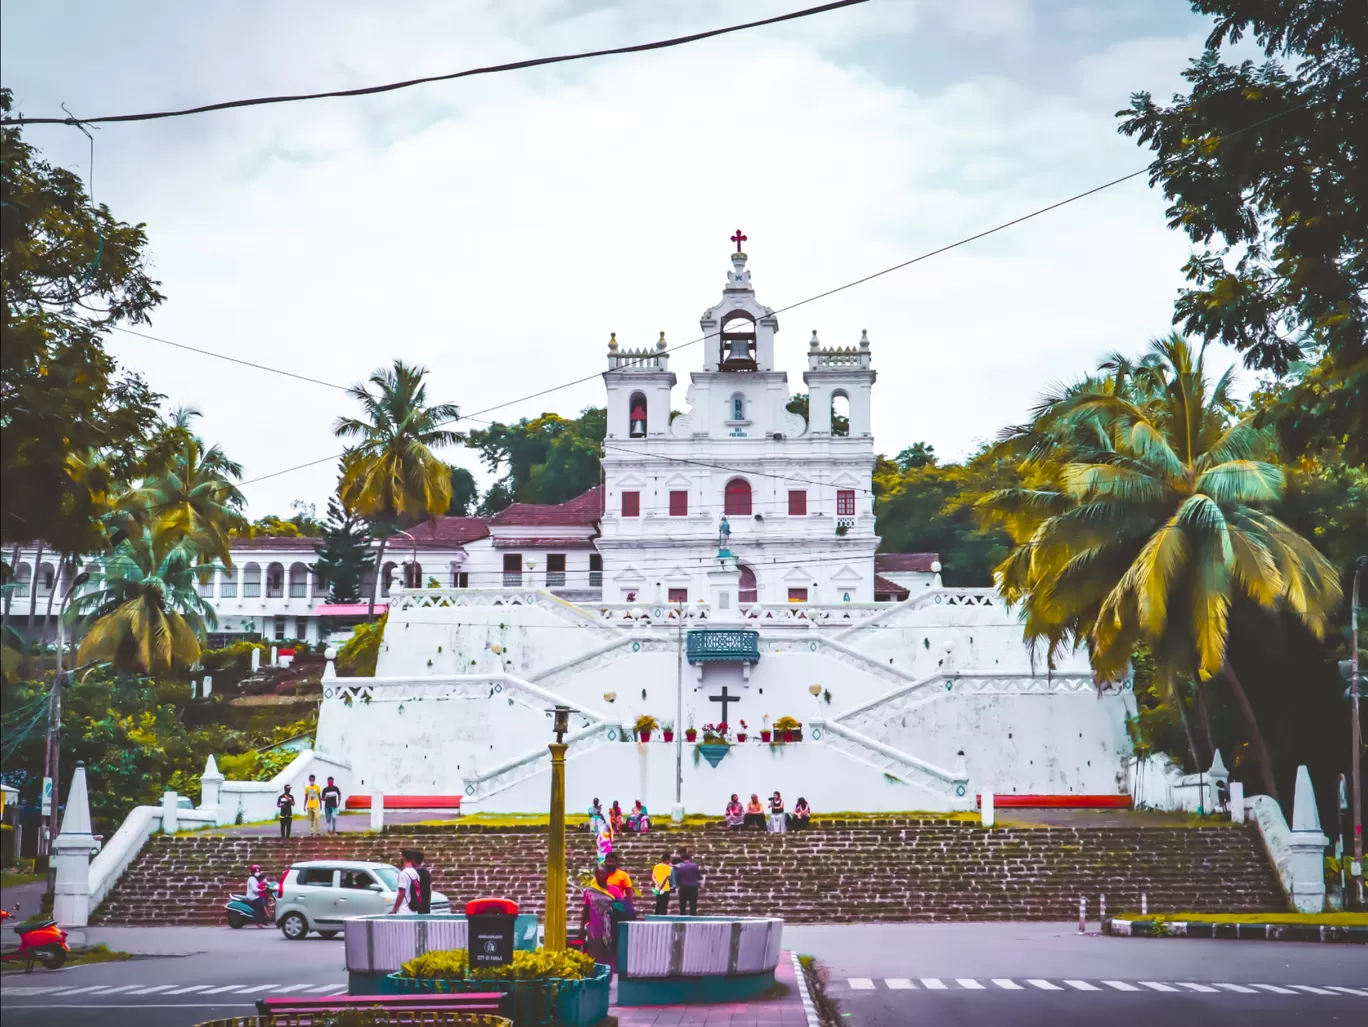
[321,777,343,834]
[389,849,422,915]
[411,850,432,915]
[276,785,296,841]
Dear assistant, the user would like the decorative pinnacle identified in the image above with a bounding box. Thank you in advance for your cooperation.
[809,330,820,349]
[731,229,747,253]
[608,332,618,350]
[656,331,667,351]
[859,329,870,348]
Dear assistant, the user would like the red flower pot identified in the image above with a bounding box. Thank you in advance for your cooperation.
[737,733,748,743]
[685,729,698,742]
[662,730,675,742]
[761,730,772,742]
[782,731,795,742]
[639,729,652,743]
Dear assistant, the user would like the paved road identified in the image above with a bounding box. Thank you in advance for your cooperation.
[1,926,347,1027]
[786,922,1368,1027]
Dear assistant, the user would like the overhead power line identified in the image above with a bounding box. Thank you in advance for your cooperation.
[3,1,867,127]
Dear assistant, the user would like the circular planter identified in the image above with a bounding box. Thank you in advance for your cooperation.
[385,963,610,1027]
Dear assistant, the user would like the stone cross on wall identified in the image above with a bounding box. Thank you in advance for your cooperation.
[709,685,739,725]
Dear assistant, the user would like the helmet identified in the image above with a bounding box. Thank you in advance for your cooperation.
[249,864,261,874]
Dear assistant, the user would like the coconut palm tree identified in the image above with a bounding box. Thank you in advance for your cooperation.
[333,361,461,618]
[119,409,246,568]
[981,335,1341,801]
[70,524,218,676]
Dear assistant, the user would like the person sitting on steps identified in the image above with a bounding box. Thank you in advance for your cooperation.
[725,794,745,829]
[744,793,766,830]
[790,796,811,831]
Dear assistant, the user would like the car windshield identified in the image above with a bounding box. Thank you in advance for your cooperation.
[371,866,399,890]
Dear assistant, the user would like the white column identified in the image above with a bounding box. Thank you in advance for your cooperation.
[250,647,261,673]
[161,791,180,834]
[1288,765,1328,913]
[52,763,100,927]
[370,793,385,832]
[981,789,995,829]
[1229,780,1245,823]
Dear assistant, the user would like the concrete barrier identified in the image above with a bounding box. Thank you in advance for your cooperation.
[343,912,540,994]
[615,915,783,1006]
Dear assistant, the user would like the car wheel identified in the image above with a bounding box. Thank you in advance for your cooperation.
[226,912,245,929]
[280,912,309,940]
[318,931,339,939]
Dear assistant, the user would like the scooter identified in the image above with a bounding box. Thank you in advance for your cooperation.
[224,882,277,929]
[0,910,70,971]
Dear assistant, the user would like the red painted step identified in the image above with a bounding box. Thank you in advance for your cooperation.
[976,794,1133,809]
[345,795,462,810]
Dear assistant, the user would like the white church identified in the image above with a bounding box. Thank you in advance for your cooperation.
[297,242,1139,817]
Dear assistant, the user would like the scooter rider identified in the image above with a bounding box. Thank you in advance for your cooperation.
[245,865,268,925]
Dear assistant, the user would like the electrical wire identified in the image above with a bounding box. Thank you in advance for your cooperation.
[4,1,867,127]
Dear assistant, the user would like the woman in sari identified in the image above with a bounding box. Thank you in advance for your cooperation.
[595,820,614,864]
[588,797,605,833]
[725,794,745,829]
[627,800,650,833]
[609,801,625,836]
[581,865,621,965]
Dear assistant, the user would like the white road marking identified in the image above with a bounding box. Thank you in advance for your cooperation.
[1213,983,1258,994]
[201,985,250,994]
[1139,981,1179,992]
[229,984,282,994]
[1288,985,1336,996]
[266,985,316,994]
[82,985,143,995]
[164,985,214,995]
[0,987,59,996]
[126,985,177,995]
[848,978,876,990]
[1102,981,1141,991]
[1064,980,1101,991]
[992,979,1024,990]
[46,986,113,996]
[884,978,916,990]
[920,978,947,990]
[1250,984,1296,995]
[955,979,985,990]
[1176,982,1219,993]
[1027,979,1063,991]
[1327,986,1368,997]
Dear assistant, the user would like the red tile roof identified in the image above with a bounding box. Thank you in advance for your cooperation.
[230,536,323,551]
[874,552,939,573]
[230,517,492,552]
[492,537,597,549]
[874,574,911,599]
[490,486,604,527]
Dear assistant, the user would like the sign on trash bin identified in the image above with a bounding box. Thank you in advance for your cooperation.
[466,897,518,968]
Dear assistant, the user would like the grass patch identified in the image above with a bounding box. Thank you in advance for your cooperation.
[0,871,42,887]
[71,943,134,964]
[798,954,841,1026]
[1115,911,1368,926]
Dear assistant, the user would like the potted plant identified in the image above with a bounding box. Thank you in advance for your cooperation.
[661,721,675,743]
[697,722,730,767]
[685,721,698,742]
[635,714,658,743]
[760,714,772,743]
[736,719,748,743]
[773,715,801,743]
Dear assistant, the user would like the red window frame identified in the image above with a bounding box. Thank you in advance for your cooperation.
[788,490,807,516]
[836,489,856,517]
[669,491,688,516]
[724,479,752,516]
[621,491,641,517]
[667,588,688,603]
[787,588,809,603]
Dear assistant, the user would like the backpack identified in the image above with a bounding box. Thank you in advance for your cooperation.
[414,866,432,914]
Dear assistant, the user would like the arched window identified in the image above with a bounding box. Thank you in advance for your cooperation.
[629,391,647,438]
[730,393,746,422]
[381,561,398,597]
[220,567,238,598]
[13,563,32,598]
[266,562,285,598]
[738,565,758,604]
[242,562,262,597]
[288,562,309,598]
[36,562,55,597]
[404,561,423,588]
[831,391,850,437]
[724,478,752,516]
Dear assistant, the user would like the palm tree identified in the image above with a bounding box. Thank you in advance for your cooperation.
[981,335,1341,801]
[119,409,246,569]
[70,525,218,676]
[333,361,461,618]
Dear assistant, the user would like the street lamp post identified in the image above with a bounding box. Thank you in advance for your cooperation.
[544,705,571,951]
[1350,557,1365,907]
[40,570,89,859]
[393,530,420,587]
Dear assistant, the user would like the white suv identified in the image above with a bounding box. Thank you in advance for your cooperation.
[275,860,450,940]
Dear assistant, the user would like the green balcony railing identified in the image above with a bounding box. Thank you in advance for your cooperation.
[686,629,761,664]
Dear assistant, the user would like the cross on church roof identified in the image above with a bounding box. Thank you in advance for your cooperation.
[731,229,747,253]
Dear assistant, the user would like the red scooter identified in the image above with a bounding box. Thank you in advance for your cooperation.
[0,909,71,970]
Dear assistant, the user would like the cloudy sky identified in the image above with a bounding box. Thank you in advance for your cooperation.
[3,0,1234,516]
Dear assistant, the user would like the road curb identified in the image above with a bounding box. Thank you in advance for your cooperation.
[1103,917,1368,944]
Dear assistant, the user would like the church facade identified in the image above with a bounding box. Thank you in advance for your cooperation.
[308,245,1139,816]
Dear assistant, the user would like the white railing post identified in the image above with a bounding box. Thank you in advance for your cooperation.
[53,763,100,927]
[370,793,385,832]
[161,791,180,834]
[1078,897,1087,934]
[1288,765,1329,912]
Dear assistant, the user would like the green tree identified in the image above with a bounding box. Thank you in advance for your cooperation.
[981,335,1341,800]
[447,465,479,516]
[333,360,460,617]
[70,525,218,676]
[467,408,604,512]
[895,442,938,470]
[1,88,169,553]
[312,495,374,603]
[785,393,849,436]
[1118,0,1365,460]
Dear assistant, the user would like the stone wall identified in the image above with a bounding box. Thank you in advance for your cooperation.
[94,818,1283,926]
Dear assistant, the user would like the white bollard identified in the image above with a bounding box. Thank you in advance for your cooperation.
[1229,781,1245,823]
[202,674,212,697]
[250,647,261,673]
[1078,896,1087,934]
[270,645,279,668]
[1099,894,1106,923]
[981,790,995,829]
[1141,891,1148,916]
[370,793,384,832]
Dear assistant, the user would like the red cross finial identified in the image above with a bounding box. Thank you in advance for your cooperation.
[731,229,747,253]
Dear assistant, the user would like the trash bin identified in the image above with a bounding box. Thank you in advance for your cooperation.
[466,897,518,968]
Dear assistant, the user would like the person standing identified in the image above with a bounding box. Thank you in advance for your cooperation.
[412,850,432,915]
[321,777,343,834]
[276,784,296,841]
[389,849,421,915]
[651,852,674,914]
[581,865,619,965]
[303,775,323,836]
[603,852,635,904]
[673,850,702,916]
[767,792,787,834]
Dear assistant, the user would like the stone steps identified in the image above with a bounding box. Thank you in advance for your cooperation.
[92,821,1285,925]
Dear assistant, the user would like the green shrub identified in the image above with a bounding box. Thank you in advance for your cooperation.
[337,615,386,676]
[400,946,597,981]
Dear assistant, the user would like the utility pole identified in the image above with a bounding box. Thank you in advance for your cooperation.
[674,601,684,822]
[40,571,88,860]
[1351,557,1365,907]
